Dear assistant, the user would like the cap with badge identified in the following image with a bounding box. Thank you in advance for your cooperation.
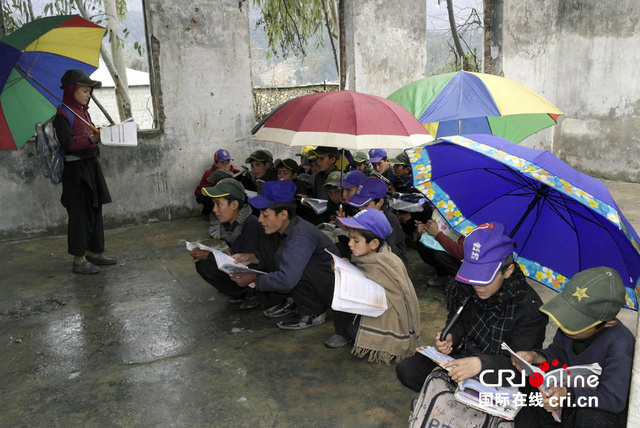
[345,177,388,208]
[274,158,299,171]
[368,148,387,163]
[312,146,339,158]
[202,178,247,202]
[389,151,410,166]
[455,222,516,286]
[245,150,273,164]
[214,149,232,163]
[248,180,297,209]
[352,151,368,163]
[323,170,344,187]
[338,208,392,240]
[540,266,626,335]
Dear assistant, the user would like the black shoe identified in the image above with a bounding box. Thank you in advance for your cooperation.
[86,254,117,266]
[424,276,449,287]
[240,293,260,310]
[324,334,353,349]
[277,313,326,330]
[72,261,100,274]
[263,298,297,318]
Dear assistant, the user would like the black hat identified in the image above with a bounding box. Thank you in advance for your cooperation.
[60,69,102,89]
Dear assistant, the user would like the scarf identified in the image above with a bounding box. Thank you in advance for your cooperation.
[445,265,528,356]
[351,246,421,365]
[220,204,252,245]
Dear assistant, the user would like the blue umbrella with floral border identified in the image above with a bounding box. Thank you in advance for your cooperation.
[406,134,640,309]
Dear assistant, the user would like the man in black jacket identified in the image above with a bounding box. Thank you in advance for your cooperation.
[396,222,548,391]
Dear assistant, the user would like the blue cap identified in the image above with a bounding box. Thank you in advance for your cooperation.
[215,149,232,162]
[342,170,366,189]
[338,209,392,240]
[346,177,388,208]
[368,148,387,163]
[455,222,516,286]
[248,180,297,209]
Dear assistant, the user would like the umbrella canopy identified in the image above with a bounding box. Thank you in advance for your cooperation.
[388,71,564,143]
[0,15,105,150]
[252,90,433,150]
[407,134,640,309]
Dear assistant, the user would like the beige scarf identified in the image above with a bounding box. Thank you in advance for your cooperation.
[351,246,421,364]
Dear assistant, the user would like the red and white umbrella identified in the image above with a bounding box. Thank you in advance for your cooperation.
[251,90,433,150]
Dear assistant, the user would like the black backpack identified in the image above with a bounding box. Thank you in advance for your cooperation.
[34,107,74,184]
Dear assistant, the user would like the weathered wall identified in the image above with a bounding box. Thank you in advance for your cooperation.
[0,0,287,241]
[344,0,427,97]
[498,0,640,182]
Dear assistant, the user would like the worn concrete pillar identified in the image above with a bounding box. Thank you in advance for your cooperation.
[342,0,427,97]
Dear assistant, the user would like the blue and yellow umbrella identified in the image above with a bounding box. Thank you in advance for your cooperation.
[0,15,105,150]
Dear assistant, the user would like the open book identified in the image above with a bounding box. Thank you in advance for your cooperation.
[185,241,266,275]
[100,118,138,147]
[416,346,456,371]
[501,342,601,422]
[454,378,523,420]
[326,249,387,317]
[300,197,328,214]
[317,222,349,238]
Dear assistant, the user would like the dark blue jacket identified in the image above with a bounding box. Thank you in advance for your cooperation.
[255,216,337,294]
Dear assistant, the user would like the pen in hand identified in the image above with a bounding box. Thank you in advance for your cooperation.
[440,295,471,342]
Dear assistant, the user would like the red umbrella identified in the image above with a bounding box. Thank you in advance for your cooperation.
[252,90,433,150]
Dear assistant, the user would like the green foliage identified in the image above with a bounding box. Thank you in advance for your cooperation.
[251,0,335,60]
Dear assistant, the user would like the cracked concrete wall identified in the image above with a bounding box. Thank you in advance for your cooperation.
[344,0,427,97]
[498,0,640,182]
[0,0,285,241]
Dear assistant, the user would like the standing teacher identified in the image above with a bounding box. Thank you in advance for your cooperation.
[53,69,116,274]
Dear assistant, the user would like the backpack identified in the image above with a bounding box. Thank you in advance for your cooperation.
[34,107,74,184]
[408,368,515,428]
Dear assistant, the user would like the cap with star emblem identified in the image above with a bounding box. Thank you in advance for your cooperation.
[540,266,626,335]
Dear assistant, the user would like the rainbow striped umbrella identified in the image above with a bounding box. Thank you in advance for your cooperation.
[388,71,564,143]
[0,15,105,150]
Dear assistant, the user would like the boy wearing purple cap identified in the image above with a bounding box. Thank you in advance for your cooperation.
[195,148,240,215]
[345,177,408,267]
[229,180,343,331]
[368,148,392,181]
[324,209,421,362]
[396,222,547,392]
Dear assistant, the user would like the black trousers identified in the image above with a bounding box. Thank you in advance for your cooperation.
[66,182,105,257]
[416,244,461,277]
[195,259,249,299]
[396,353,438,392]
[195,194,213,215]
[333,312,361,339]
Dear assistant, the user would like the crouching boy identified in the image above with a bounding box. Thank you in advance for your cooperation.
[396,222,548,391]
[324,209,421,364]
[513,266,634,428]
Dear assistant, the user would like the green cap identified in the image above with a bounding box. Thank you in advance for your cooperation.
[205,169,233,185]
[202,178,247,202]
[352,151,368,163]
[540,266,626,335]
[245,150,273,164]
[389,151,410,166]
[323,170,343,187]
[274,158,299,171]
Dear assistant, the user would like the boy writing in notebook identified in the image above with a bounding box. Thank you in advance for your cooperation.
[513,266,633,428]
[396,222,548,391]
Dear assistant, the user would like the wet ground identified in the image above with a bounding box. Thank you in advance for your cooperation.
[1,179,638,427]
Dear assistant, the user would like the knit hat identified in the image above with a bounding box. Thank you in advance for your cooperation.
[455,222,516,286]
[540,267,626,335]
[202,178,247,202]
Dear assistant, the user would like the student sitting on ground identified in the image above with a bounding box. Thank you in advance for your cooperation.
[189,179,262,307]
[229,180,344,332]
[388,151,414,193]
[351,151,374,176]
[396,222,548,392]
[275,158,310,195]
[345,177,408,267]
[513,266,634,428]
[324,209,421,364]
[244,150,278,192]
[368,148,393,182]
[310,146,339,199]
[194,149,239,215]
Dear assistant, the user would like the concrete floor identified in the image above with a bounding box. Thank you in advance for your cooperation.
[1,179,638,427]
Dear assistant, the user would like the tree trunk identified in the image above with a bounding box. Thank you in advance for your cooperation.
[446,0,466,70]
[0,2,6,38]
[321,0,339,80]
[103,0,132,120]
[338,0,346,90]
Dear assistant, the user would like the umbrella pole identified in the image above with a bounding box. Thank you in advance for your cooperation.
[509,189,546,238]
[338,147,345,217]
